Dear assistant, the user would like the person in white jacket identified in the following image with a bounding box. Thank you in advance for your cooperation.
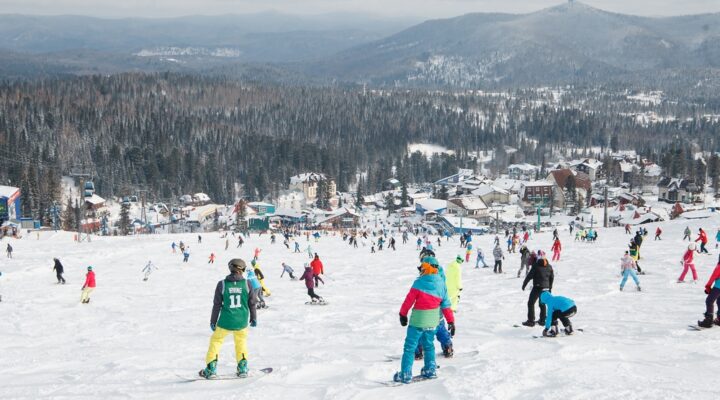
[142,261,158,281]
[619,251,641,291]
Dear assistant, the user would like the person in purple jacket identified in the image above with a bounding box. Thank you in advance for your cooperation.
[299,263,323,303]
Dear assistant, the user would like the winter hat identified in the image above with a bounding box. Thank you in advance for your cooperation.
[228,258,247,273]
[87,266,93,271]
[420,262,439,275]
[689,243,697,251]
[456,255,464,263]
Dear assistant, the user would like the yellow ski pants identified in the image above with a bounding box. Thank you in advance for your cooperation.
[205,327,248,364]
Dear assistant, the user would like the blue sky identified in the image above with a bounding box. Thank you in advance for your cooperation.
[0,0,718,18]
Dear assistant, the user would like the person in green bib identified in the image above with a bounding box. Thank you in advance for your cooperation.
[199,258,258,379]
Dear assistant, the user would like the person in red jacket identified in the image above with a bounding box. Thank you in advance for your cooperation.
[678,243,698,283]
[698,257,720,328]
[310,254,325,287]
[655,227,662,241]
[81,266,96,304]
[551,239,562,261]
[696,228,709,254]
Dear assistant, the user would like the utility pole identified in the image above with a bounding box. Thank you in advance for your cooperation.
[603,186,608,228]
[70,171,92,243]
[137,189,150,234]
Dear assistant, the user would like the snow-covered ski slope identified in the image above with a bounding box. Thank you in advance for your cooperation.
[1,217,719,399]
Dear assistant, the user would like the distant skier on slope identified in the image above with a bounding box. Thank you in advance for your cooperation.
[53,258,66,284]
[394,256,455,384]
[476,248,488,269]
[698,256,720,328]
[299,263,323,303]
[683,226,692,241]
[678,244,699,283]
[142,261,158,281]
[551,239,562,261]
[655,227,662,241]
[517,246,532,278]
[619,251,641,291]
[310,254,325,287]
[521,251,553,327]
[80,266,96,304]
[493,243,504,274]
[696,228,710,254]
[199,258,257,379]
[539,291,576,337]
[280,262,296,280]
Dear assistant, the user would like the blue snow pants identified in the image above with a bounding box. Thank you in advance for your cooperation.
[414,318,451,355]
[620,269,640,289]
[402,326,437,375]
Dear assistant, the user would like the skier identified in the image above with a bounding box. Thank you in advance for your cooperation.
[416,238,422,251]
[539,291,577,336]
[171,242,177,253]
[245,265,265,309]
[280,262,296,280]
[518,246,531,278]
[208,253,216,264]
[80,266,96,304]
[142,261,158,281]
[237,236,244,248]
[253,247,262,260]
[445,256,463,312]
[655,227,662,241]
[198,235,202,244]
[619,251,641,291]
[551,239,562,262]
[53,258,66,284]
[6,243,12,259]
[683,226,692,241]
[475,248,488,268]
[199,258,257,379]
[183,247,191,263]
[394,256,455,384]
[493,235,499,246]
[696,228,709,254]
[678,243,699,283]
[625,224,631,235]
[390,237,397,251]
[305,245,314,259]
[521,251,554,326]
[294,242,301,253]
[299,263,323,303]
[310,254,325,287]
[698,257,720,328]
[493,243,504,274]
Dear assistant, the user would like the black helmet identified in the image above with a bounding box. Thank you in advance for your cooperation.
[228,258,247,273]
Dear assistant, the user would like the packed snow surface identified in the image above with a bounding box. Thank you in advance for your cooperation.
[1,216,720,399]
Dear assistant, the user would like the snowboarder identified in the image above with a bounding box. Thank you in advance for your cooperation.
[416,238,422,251]
[208,253,216,264]
[245,265,265,309]
[53,258,66,284]
[475,248,488,269]
[305,245,314,259]
[142,261,158,281]
[539,291,577,336]
[299,263,323,303]
[199,258,257,379]
[696,228,709,254]
[237,236,244,248]
[678,243,699,283]
[280,263,296,280]
[521,252,554,326]
[698,257,720,328]
[518,246,531,278]
[294,242,301,253]
[80,266,96,304]
[394,256,455,384]
[683,226,692,241]
[198,235,202,244]
[655,227,662,241]
[390,237,397,251]
[6,243,12,259]
[253,247,262,260]
[310,254,325,287]
[551,239,562,262]
[625,224,631,235]
[183,247,191,263]
[251,260,271,297]
[445,256,463,312]
[493,243,504,274]
[619,251,641,291]
[171,242,177,253]
[629,241,642,274]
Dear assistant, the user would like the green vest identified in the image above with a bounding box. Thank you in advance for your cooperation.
[217,279,250,331]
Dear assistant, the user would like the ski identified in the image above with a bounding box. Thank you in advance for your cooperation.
[688,325,705,331]
[177,367,273,382]
[305,301,329,306]
[532,329,583,339]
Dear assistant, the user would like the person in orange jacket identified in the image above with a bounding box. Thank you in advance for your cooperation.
[81,266,96,304]
[310,254,325,287]
[551,239,562,261]
[696,228,709,254]
[208,253,216,264]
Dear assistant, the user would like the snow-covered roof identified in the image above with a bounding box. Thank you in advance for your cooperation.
[416,198,447,211]
[619,161,637,173]
[440,215,489,230]
[472,184,510,197]
[507,163,539,172]
[315,207,359,224]
[492,178,523,192]
[581,159,603,169]
[448,196,488,211]
[0,185,20,198]
[193,193,211,202]
[290,172,327,185]
[522,180,554,187]
[85,194,106,205]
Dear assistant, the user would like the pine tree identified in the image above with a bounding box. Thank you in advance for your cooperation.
[119,202,131,235]
[400,181,409,207]
[439,185,449,200]
[355,178,364,209]
[62,198,76,231]
[235,199,247,233]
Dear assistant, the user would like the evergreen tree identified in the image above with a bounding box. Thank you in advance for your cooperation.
[62,198,76,231]
[119,202,131,235]
[400,181,409,207]
[355,178,364,209]
[235,199,248,233]
[438,185,449,200]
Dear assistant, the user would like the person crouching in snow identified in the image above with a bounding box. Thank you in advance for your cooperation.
[299,263,323,303]
[142,261,158,281]
[199,258,257,379]
[81,266,96,304]
[394,257,455,384]
[281,262,296,280]
[619,251,641,291]
[698,256,720,328]
[539,290,577,336]
[679,243,699,283]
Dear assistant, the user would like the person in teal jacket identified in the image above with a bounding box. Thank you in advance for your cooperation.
[539,291,577,336]
[395,256,456,383]
[245,268,265,308]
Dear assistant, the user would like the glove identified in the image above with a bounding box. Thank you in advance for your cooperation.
[210,323,216,331]
[399,314,408,327]
[448,322,456,337]
[706,287,711,295]
[542,328,556,337]
[250,320,257,327]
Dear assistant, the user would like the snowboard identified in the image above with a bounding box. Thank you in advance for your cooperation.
[384,350,479,362]
[532,329,583,339]
[305,301,329,306]
[176,367,273,382]
[380,375,437,386]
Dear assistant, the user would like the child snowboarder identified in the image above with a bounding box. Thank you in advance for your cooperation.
[280,263,296,280]
[80,266,96,304]
[142,261,158,281]
[698,257,720,328]
[619,251,641,291]
[394,256,455,383]
[629,241,642,274]
[539,290,577,336]
[678,243,699,283]
[683,226,691,241]
[208,253,216,264]
[53,258,66,284]
[199,259,257,379]
[475,248,488,268]
[299,263,323,303]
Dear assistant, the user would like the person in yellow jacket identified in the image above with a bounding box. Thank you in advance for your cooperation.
[445,255,463,311]
[251,259,271,297]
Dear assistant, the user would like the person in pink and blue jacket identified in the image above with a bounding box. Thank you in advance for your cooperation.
[393,256,455,384]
